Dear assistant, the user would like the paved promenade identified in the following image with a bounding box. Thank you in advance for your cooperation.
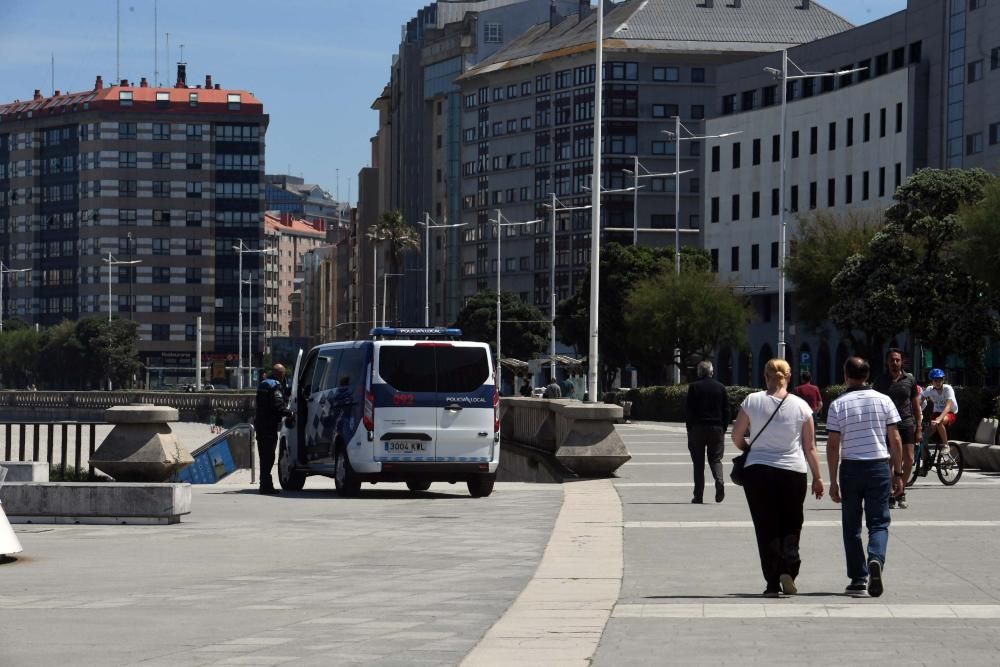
[3,420,1000,665]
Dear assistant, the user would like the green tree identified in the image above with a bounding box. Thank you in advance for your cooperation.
[555,243,674,388]
[37,320,84,389]
[368,209,420,325]
[453,289,547,362]
[785,210,882,330]
[625,269,752,381]
[0,326,42,388]
[957,176,1000,305]
[831,168,999,373]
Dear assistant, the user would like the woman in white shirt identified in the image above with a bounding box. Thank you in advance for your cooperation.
[732,358,825,598]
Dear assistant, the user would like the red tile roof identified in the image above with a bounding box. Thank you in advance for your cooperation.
[265,213,326,238]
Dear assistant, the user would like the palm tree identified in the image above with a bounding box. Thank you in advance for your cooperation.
[368,210,420,325]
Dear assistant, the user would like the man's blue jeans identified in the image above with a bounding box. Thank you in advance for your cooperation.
[839,459,892,582]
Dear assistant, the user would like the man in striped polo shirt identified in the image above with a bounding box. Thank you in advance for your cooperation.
[827,357,904,598]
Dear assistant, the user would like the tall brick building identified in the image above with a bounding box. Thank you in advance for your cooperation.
[0,64,268,385]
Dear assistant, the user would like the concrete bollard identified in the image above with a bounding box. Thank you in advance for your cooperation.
[90,405,194,482]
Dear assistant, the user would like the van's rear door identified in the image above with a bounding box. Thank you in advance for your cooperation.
[375,343,438,461]
[435,344,495,463]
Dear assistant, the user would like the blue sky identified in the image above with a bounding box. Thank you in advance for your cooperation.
[0,0,906,205]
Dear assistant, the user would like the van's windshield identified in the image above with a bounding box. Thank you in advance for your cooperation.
[379,346,490,393]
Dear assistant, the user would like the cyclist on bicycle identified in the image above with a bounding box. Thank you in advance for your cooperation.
[922,368,958,447]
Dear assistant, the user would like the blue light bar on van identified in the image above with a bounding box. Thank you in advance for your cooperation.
[370,327,464,338]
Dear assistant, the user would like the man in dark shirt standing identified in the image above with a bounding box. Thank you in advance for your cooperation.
[793,371,823,419]
[254,364,289,495]
[685,361,731,504]
[873,348,922,509]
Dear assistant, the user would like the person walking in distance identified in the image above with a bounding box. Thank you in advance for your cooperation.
[873,349,922,509]
[792,370,823,420]
[685,361,730,504]
[827,357,904,598]
[254,364,289,495]
[732,358,824,597]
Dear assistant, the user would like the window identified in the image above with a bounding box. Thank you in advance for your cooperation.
[710,248,719,273]
[227,93,241,111]
[711,146,720,172]
[691,67,705,83]
[879,108,887,137]
[152,324,169,341]
[771,188,779,216]
[895,162,902,188]
[741,89,758,111]
[186,238,201,255]
[828,122,836,151]
[771,135,780,162]
[751,191,760,218]
[790,185,799,212]
[752,139,761,166]
[968,60,983,83]
[118,91,133,106]
[970,0,985,9]
[771,242,779,268]
[827,178,836,207]
[652,66,680,82]
[119,122,137,139]
[152,122,170,140]
[809,181,817,209]
[186,296,200,313]
[187,153,203,170]
[846,118,854,147]
[153,267,171,284]
[731,247,740,272]
[186,211,202,227]
[652,104,678,118]
[809,126,818,154]
[845,174,853,204]
[992,47,1000,70]
[710,197,720,223]
[153,209,170,226]
[186,267,202,284]
[910,41,923,64]
[895,103,903,133]
[186,182,202,198]
[152,151,169,169]
[751,244,760,270]
[732,142,741,169]
[722,94,736,115]
[484,22,503,43]
[966,132,983,155]
[863,113,871,142]
[762,85,776,107]
[118,151,136,168]
[189,93,198,107]
[731,194,740,221]
[989,122,1000,145]
[152,238,170,256]
[186,124,202,140]
[791,131,799,158]
[876,52,889,76]
[862,171,870,200]
[690,104,705,119]
[152,295,170,313]
[878,167,886,197]
[118,180,137,197]
[118,209,136,225]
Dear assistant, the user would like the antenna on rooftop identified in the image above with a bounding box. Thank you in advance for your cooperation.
[116,0,120,81]
[179,43,185,64]
[336,168,340,201]
[154,0,158,86]
[51,53,55,96]
[165,32,170,84]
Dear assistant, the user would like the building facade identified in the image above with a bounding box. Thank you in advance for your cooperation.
[454,0,852,316]
[0,65,268,385]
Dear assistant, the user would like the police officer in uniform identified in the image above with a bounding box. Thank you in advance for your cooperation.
[254,364,289,494]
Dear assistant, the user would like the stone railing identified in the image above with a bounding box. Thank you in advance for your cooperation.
[499,397,630,478]
[0,390,253,422]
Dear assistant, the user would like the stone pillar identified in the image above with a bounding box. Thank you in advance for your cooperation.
[91,406,194,482]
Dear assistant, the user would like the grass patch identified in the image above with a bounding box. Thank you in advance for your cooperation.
[48,465,108,482]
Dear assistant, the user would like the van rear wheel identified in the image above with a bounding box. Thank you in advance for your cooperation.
[467,475,495,498]
[335,444,361,497]
[406,480,432,492]
[278,442,306,491]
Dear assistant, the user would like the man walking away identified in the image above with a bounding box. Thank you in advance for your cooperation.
[543,377,562,399]
[792,371,823,420]
[254,364,289,495]
[873,349,921,509]
[685,361,730,504]
[827,357,904,598]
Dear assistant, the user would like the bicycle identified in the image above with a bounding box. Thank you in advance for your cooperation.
[906,407,964,487]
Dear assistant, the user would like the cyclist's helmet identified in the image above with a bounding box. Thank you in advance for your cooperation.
[929,368,945,380]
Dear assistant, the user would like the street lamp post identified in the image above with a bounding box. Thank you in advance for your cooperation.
[491,209,541,388]
[415,213,467,327]
[381,273,404,327]
[102,252,141,323]
[587,0,604,404]
[765,52,865,359]
[233,240,276,389]
[0,261,32,332]
[543,195,592,384]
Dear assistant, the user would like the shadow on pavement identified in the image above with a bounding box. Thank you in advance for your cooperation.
[644,591,846,599]
[208,488,471,500]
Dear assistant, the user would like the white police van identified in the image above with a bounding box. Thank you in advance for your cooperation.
[277,327,500,497]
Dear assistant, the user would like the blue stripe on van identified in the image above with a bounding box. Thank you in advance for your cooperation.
[375,456,491,463]
[372,383,494,409]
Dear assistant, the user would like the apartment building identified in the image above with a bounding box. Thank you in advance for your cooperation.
[0,65,268,383]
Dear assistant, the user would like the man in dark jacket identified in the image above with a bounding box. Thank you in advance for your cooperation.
[685,361,731,504]
[254,364,289,494]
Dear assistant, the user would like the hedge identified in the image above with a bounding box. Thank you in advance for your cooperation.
[609,384,1000,441]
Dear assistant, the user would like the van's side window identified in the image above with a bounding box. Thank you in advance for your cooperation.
[311,356,330,395]
[318,352,342,391]
[338,347,367,388]
[298,353,319,397]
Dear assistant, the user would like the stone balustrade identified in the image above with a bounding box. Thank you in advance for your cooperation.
[0,390,253,422]
[499,397,630,478]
